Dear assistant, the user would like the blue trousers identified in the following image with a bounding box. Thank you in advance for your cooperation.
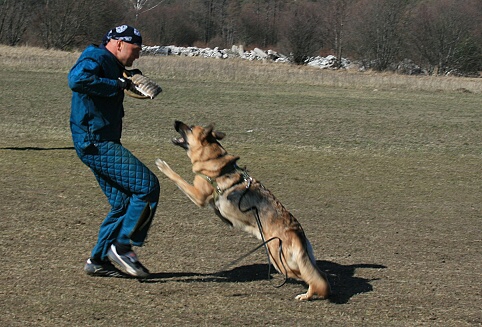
[75,141,160,261]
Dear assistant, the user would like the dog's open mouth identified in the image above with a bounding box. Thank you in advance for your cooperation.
[172,136,187,149]
[171,120,190,149]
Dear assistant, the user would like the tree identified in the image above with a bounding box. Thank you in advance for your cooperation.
[33,0,91,49]
[142,3,199,46]
[453,37,482,75]
[221,0,242,46]
[199,0,218,44]
[279,0,324,64]
[348,0,410,71]
[409,0,481,75]
[237,2,266,47]
[32,0,128,49]
[320,0,354,68]
[0,0,35,45]
[127,0,165,24]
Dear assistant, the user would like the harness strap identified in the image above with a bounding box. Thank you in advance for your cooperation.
[196,165,250,201]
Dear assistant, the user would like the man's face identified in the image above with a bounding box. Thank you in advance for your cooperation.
[115,40,141,67]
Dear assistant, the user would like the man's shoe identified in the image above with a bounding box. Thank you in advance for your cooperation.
[107,244,150,278]
[84,258,125,277]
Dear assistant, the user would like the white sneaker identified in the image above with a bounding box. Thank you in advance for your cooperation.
[107,244,150,278]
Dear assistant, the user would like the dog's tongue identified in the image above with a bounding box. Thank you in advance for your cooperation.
[173,137,184,144]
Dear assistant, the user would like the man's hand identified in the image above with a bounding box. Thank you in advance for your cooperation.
[117,77,133,90]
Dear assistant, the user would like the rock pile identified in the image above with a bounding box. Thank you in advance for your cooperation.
[143,44,442,75]
[142,44,349,69]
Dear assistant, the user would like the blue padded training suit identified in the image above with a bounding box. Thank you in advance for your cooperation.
[68,44,160,261]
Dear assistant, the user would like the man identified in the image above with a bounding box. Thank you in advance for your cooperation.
[68,25,160,278]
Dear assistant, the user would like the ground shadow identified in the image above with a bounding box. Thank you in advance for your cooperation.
[142,260,386,303]
[1,146,75,151]
[319,260,386,304]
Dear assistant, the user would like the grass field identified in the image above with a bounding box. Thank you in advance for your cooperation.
[0,45,481,326]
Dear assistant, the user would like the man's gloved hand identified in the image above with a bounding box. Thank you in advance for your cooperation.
[117,77,133,90]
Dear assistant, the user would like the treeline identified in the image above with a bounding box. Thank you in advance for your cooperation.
[1,0,481,75]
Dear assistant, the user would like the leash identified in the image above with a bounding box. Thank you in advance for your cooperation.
[199,165,290,287]
[233,175,289,288]
[219,236,280,271]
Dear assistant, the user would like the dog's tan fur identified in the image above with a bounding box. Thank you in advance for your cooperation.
[156,121,330,300]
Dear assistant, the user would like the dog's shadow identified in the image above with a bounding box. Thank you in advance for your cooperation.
[143,260,386,304]
[318,260,386,304]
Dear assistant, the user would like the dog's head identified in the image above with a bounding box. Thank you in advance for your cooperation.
[171,120,226,161]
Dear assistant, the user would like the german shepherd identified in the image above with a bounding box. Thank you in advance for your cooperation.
[155,121,330,300]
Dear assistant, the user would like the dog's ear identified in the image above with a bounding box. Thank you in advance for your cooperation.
[204,124,225,141]
[212,131,225,140]
[203,123,215,136]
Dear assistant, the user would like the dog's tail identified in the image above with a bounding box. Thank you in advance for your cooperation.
[295,238,331,300]
[267,232,330,300]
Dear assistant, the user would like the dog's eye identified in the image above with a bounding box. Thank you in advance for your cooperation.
[189,125,194,131]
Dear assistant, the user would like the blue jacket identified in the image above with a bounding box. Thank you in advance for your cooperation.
[68,44,125,149]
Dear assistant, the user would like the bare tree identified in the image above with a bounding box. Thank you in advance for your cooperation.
[128,0,165,23]
[320,0,354,68]
[34,0,91,49]
[237,2,263,47]
[199,0,217,44]
[280,0,324,64]
[222,0,242,46]
[260,0,282,48]
[141,3,199,46]
[11,0,481,70]
[33,0,125,50]
[349,0,410,71]
[0,0,34,45]
[409,0,480,75]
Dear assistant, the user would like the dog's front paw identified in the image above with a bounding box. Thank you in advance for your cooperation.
[155,158,171,173]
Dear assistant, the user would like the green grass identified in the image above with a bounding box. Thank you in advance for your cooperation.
[1,60,479,155]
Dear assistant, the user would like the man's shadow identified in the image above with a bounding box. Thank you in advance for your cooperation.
[1,146,75,151]
[143,260,386,303]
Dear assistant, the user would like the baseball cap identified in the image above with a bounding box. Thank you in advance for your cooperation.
[102,25,142,47]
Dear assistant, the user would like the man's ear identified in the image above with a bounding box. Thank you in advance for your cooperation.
[116,40,123,51]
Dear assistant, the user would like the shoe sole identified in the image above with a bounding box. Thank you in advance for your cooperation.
[85,267,124,278]
[84,260,125,278]
[107,245,149,278]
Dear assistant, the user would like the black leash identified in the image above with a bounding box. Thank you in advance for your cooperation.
[220,175,289,288]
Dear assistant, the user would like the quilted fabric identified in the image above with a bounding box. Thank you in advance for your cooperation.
[75,141,160,260]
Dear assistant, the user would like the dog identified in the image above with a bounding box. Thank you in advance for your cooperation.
[155,121,331,300]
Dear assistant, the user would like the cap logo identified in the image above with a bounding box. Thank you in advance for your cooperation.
[116,25,128,33]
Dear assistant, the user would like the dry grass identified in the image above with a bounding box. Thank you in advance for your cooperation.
[0,45,79,72]
[140,55,482,94]
[1,44,481,93]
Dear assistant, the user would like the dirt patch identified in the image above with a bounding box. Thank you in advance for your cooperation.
[0,60,481,326]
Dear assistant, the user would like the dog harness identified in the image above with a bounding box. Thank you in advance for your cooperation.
[196,163,251,201]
